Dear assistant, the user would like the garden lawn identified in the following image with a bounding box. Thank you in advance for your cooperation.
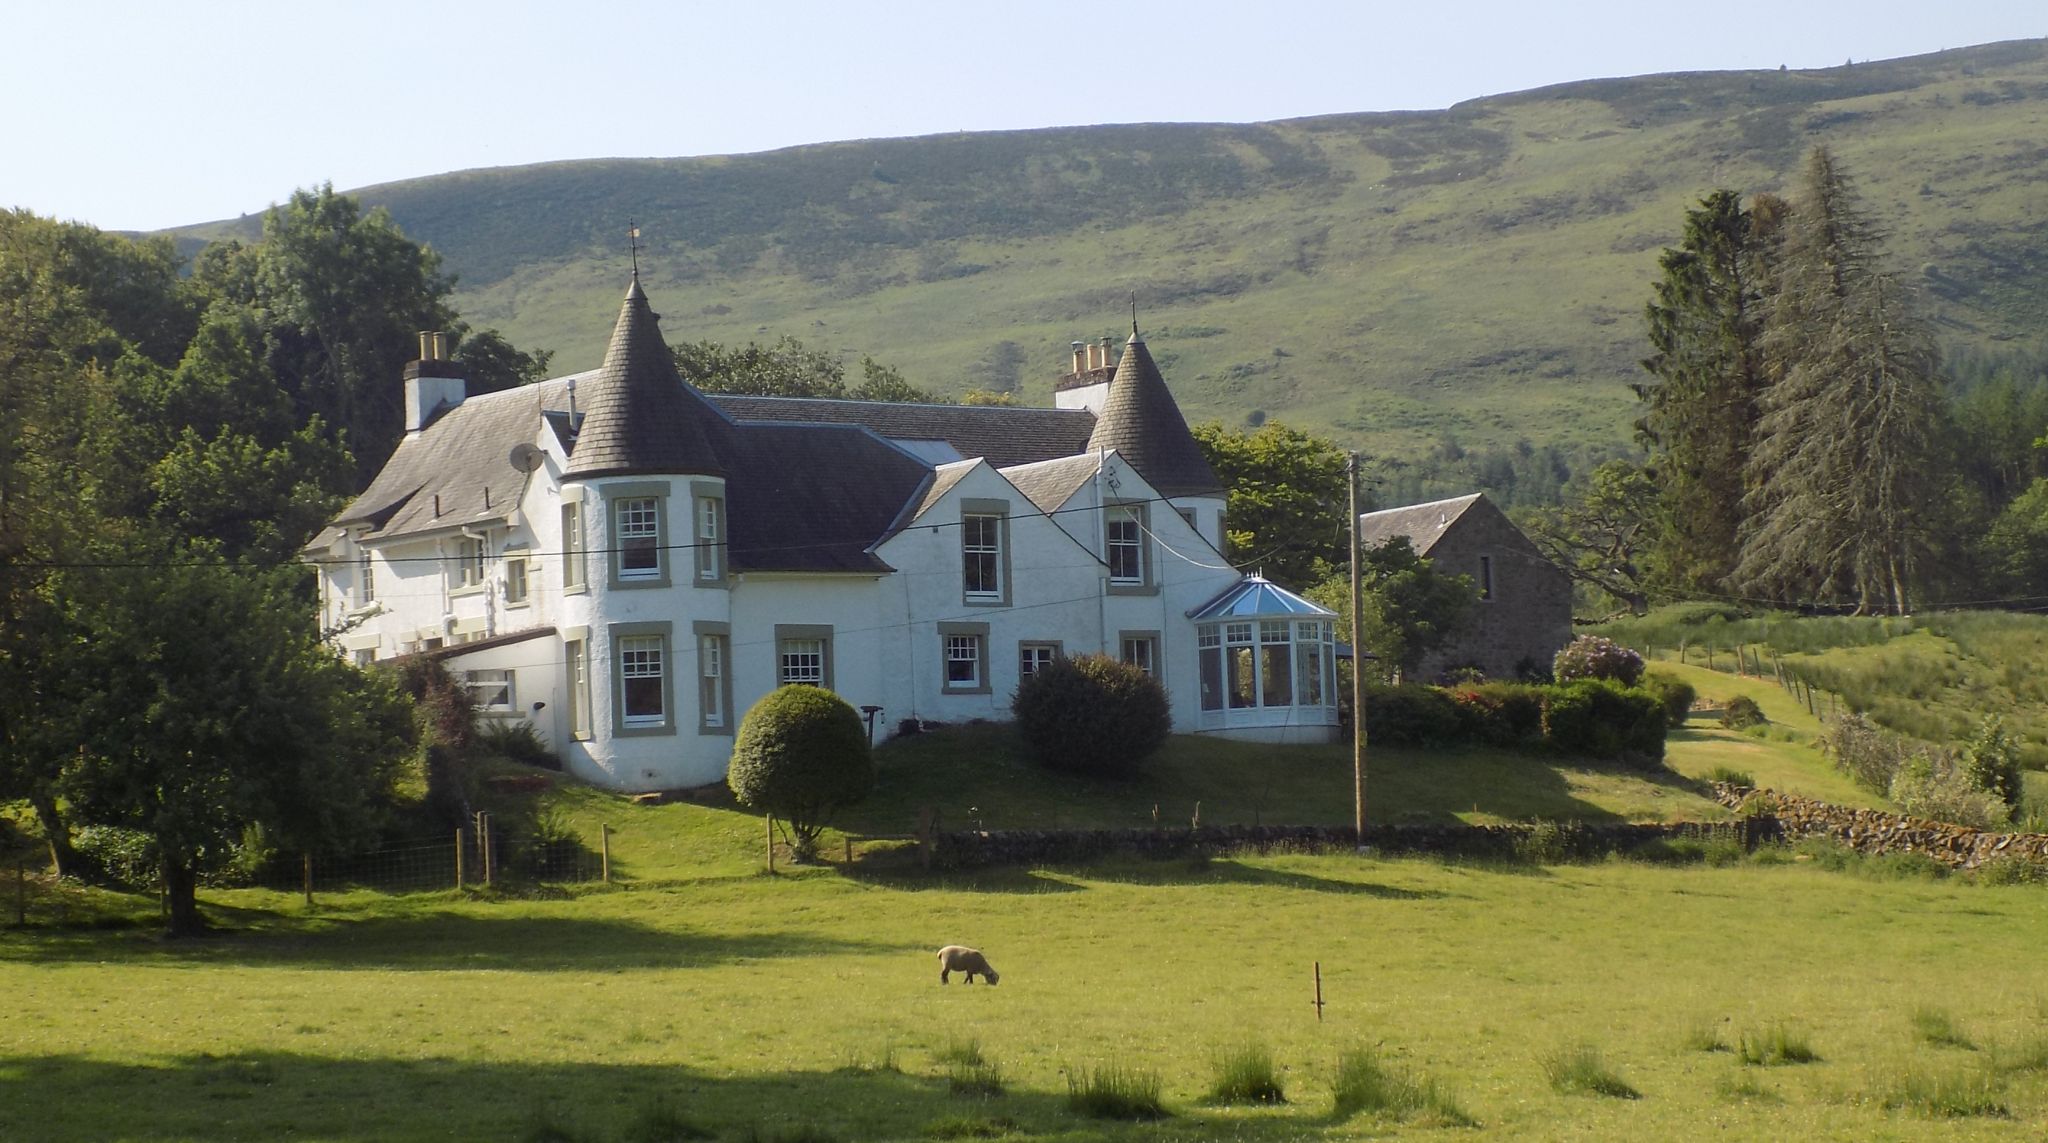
[1647,660,1883,809]
[5,854,2048,1141]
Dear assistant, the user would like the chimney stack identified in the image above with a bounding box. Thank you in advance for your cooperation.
[404,330,469,434]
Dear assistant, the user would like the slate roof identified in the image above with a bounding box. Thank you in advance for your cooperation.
[902,459,981,524]
[1085,333,1223,498]
[562,278,732,479]
[1187,575,1334,620]
[329,376,583,541]
[999,452,1102,515]
[1355,493,1486,556]
[720,421,930,573]
[711,395,1094,470]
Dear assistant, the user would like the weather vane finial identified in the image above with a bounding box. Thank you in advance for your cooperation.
[1130,291,1138,336]
[628,221,642,279]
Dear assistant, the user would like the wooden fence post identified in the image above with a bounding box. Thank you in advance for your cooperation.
[765,816,776,873]
[600,824,612,885]
[455,828,466,889]
[1313,962,1325,1022]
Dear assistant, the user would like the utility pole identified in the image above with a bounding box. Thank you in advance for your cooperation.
[1348,451,1367,848]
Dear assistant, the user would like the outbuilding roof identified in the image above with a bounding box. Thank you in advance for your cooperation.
[1355,493,1486,556]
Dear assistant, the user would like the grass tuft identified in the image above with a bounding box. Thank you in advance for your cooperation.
[1678,1019,1729,1053]
[932,1037,985,1067]
[1331,1047,1476,1125]
[1066,1064,1168,1120]
[1205,1042,1286,1105]
[948,1061,1005,1099]
[1910,1007,1976,1050]
[837,1043,899,1074]
[1703,766,1756,788]
[1737,1024,1820,1066]
[1869,1064,2009,1118]
[1539,1044,1639,1099]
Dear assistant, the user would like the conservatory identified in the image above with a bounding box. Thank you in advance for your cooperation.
[1189,575,1342,744]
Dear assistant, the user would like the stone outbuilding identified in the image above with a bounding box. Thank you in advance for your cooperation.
[1356,492,1573,681]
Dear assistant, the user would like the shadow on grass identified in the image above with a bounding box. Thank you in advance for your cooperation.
[0,1051,1106,1143]
[0,1050,1360,1143]
[1,912,907,971]
[842,860,1088,895]
[844,851,1444,898]
[1075,857,1448,898]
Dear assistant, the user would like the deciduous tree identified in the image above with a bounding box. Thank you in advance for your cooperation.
[56,545,412,934]
[1191,421,1352,587]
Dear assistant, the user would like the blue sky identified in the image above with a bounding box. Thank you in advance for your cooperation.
[6,0,2041,232]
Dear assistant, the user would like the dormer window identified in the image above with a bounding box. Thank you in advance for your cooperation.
[1107,504,1146,586]
[963,515,1001,599]
[959,499,1010,606]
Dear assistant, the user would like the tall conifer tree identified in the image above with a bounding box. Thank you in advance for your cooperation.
[1635,190,1775,593]
[1735,147,1944,614]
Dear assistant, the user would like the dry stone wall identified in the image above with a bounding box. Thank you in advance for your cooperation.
[1714,784,2048,870]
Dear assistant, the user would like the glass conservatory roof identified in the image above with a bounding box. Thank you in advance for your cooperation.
[1187,575,1336,621]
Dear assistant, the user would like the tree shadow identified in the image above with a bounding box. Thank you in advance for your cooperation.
[0,1051,1095,1143]
[842,859,1087,896]
[1,912,907,971]
[1082,857,1449,898]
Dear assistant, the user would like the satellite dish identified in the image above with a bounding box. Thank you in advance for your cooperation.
[508,443,544,473]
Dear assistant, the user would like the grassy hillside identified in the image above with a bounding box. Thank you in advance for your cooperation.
[169,40,2048,462]
[1600,608,2048,773]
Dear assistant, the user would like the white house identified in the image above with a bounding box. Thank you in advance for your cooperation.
[307,277,1339,791]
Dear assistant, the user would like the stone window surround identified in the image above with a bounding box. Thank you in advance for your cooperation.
[939,620,992,695]
[610,620,676,738]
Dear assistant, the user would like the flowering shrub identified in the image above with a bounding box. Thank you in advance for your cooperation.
[1553,635,1645,687]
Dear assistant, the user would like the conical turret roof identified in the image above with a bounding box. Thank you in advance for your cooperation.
[1085,332,1223,498]
[563,277,729,479]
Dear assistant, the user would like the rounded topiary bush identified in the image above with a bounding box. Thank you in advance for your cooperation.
[1641,670,1697,727]
[1553,635,1646,687]
[728,684,874,861]
[1012,654,1170,778]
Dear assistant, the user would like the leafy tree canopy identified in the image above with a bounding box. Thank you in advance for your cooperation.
[1191,420,1352,587]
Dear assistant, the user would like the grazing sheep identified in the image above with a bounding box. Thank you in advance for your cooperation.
[937,945,999,985]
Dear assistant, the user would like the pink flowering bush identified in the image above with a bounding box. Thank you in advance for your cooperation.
[1552,635,1645,687]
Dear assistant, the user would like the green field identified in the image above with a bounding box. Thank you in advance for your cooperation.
[8,719,2048,1141]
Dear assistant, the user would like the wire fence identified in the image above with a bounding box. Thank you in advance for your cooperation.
[254,812,605,897]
